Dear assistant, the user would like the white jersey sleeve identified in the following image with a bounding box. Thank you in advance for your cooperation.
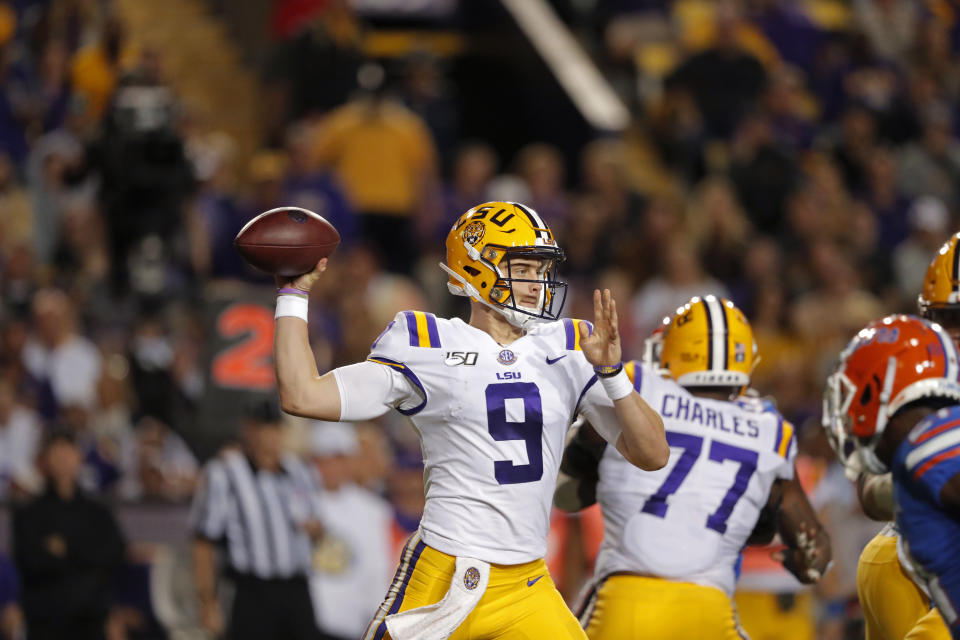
[331,312,430,421]
[333,361,421,421]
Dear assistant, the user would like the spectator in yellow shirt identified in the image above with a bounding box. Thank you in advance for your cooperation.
[312,64,438,274]
[69,16,136,127]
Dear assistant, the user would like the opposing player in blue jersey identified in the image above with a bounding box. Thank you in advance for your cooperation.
[825,314,960,638]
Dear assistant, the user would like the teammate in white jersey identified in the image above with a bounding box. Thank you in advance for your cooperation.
[557,296,830,639]
[271,201,668,640]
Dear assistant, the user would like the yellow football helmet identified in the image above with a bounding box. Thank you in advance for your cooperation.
[918,232,960,329]
[660,295,757,388]
[441,201,566,327]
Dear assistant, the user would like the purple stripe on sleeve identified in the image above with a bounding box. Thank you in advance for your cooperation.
[574,375,599,415]
[366,357,428,415]
[564,319,576,350]
[404,311,419,347]
[773,417,784,454]
[425,313,441,348]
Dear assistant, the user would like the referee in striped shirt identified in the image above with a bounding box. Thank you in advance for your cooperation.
[191,400,325,640]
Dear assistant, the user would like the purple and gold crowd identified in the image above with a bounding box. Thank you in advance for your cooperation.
[1,0,959,638]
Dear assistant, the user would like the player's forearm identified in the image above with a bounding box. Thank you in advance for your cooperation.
[554,424,605,511]
[777,477,831,579]
[614,393,668,471]
[274,316,340,419]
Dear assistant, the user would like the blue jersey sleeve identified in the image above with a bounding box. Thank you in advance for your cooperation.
[897,412,960,507]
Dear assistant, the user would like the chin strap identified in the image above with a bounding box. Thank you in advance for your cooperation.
[438,262,538,330]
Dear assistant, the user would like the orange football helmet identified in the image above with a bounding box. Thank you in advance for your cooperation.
[823,315,960,473]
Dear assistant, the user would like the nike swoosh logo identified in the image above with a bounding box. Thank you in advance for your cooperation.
[545,355,567,365]
[527,575,544,587]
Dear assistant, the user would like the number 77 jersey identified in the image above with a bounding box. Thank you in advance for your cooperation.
[593,362,797,597]
[364,311,623,565]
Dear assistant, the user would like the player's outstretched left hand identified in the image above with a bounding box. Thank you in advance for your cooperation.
[581,289,622,369]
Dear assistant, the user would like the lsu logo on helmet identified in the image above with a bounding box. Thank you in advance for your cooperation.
[441,202,566,328]
[659,296,757,388]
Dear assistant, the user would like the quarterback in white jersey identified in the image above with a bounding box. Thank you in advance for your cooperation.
[558,297,830,640]
[271,201,668,640]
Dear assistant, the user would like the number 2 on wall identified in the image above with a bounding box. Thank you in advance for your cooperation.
[486,382,544,484]
[641,431,758,534]
[211,304,275,391]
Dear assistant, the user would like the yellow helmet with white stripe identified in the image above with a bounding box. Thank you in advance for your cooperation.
[919,232,960,328]
[660,295,757,388]
[441,201,566,328]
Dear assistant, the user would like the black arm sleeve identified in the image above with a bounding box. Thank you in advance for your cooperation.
[746,478,784,546]
[559,422,607,508]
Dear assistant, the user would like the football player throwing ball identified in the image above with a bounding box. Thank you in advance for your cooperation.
[272,201,668,640]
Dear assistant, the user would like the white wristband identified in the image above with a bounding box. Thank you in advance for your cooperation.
[599,368,633,400]
[275,295,309,322]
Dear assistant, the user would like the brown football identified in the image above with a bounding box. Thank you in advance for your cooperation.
[234,207,341,276]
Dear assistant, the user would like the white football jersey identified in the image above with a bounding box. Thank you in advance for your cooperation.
[593,364,796,597]
[358,311,622,565]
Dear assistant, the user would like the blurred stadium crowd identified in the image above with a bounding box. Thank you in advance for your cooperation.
[1,0,959,638]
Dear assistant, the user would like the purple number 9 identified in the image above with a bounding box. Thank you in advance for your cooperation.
[486,382,543,484]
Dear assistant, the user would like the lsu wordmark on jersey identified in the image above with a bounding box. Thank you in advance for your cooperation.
[580,362,796,640]
[359,311,622,640]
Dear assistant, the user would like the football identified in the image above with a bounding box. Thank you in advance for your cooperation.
[234,207,341,277]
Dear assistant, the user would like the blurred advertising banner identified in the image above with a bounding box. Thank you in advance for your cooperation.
[194,283,277,461]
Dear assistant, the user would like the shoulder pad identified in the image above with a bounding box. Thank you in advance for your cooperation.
[624,360,650,391]
[907,404,960,444]
[773,418,796,460]
[560,318,594,351]
[371,310,442,354]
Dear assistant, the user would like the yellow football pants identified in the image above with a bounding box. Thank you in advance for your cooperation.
[363,532,586,640]
[857,530,950,640]
[582,574,746,639]
[734,591,814,640]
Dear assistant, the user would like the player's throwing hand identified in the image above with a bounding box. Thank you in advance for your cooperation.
[580,289,622,369]
[275,258,328,292]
